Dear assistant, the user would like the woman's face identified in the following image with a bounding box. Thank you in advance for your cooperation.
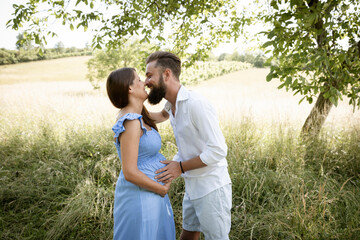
[129,71,148,100]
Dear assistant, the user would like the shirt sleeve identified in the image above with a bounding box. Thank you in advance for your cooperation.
[189,98,228,165]
[172,151,183,162]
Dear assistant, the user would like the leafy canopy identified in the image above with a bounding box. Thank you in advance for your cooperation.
[7,0,247,65]
[262,0,360,109]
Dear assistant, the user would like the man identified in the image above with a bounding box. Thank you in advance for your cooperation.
[145,51,232,240]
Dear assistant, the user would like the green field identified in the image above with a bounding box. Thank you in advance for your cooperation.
[1,57,359,239]
[0,56,92,85]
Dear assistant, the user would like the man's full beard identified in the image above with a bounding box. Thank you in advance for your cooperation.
[148,75,167,105]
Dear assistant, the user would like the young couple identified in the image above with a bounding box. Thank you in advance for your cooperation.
[107,51,232,240]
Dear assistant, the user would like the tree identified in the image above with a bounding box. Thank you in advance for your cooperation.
[86,39,154,89]
[262,0,360,137]
[7,0,360,136]
[54,41,65,53]
[218,53,228,61]
[230,51,240,61]
[16,32,33,50]
[254,54,266,68]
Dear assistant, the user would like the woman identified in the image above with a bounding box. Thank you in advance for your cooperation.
[106,68,176,240]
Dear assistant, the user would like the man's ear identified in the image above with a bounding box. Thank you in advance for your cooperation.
[164,68,171,81]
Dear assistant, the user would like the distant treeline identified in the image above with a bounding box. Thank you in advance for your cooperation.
[0,47,92,65]
[213,52,270,68]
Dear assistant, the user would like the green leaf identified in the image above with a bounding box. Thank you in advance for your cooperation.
[270,0,279,10]
[329,96,338,106]
[299,96,306,104]
[70,23,74,31]
[268,30,276,39]
[278,83,286,89]
[157,36,165,41]
[262,41,274,48]
[285,76,292,86]
[266,72,274,82]
[341,4,349,12]
[35,35,40,44]
[133,3,140,11]
[308,97,313,104]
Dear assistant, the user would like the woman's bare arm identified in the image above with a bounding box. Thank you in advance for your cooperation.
[119,120,170,197]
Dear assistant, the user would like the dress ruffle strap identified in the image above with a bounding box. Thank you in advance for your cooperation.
[112,113,148,142]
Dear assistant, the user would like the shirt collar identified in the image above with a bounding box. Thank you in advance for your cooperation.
[176,85,190,103]
[165,85,190,113]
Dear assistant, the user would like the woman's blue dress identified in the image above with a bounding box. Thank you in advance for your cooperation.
[112,113,175,240]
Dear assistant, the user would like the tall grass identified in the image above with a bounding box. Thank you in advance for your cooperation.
[225,120,360,239]
[1,115,359,239]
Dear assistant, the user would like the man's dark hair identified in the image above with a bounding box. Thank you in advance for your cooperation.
[146,51,181,80]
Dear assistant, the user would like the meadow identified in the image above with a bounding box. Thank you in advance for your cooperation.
[0,57,359,240]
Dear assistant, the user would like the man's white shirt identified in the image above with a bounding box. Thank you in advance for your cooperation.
[164,86,231,200]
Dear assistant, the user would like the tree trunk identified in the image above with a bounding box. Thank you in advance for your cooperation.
[301,92,333,138]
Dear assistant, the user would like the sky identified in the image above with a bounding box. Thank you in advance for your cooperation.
[0,0,263,55]
[0,0,94,50]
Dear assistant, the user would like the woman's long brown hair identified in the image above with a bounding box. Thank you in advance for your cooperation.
[106,68,158,131]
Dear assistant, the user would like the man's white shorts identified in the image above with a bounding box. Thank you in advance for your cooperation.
[182,183,232,240]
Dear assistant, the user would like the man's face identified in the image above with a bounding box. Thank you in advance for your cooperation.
[145,61,167,105]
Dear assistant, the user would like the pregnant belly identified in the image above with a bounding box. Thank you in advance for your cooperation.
[138,153,167,179]
[116,153,167,189]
